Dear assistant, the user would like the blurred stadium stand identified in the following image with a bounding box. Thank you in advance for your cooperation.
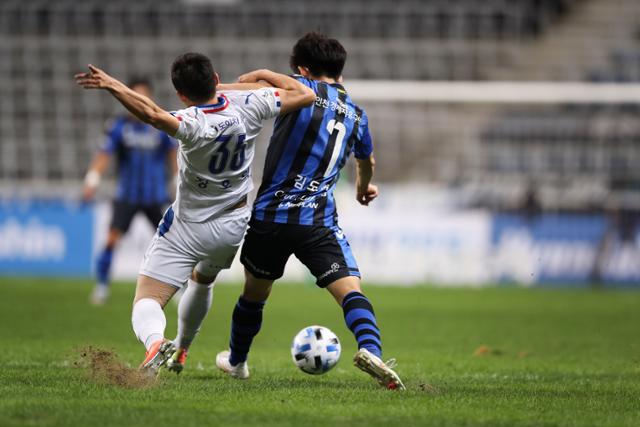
[0,0,639,212]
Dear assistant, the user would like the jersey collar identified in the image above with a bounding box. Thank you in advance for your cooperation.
[197,94,229,114]
[330,82,347,94]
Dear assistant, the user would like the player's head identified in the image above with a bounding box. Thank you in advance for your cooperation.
[290,32,347,81]
[171,53,219,106]
[127,76,152,97]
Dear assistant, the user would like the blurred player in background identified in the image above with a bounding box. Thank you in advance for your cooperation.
[76,53,315,376]
[215,33,405,390]
[83,77,178,305]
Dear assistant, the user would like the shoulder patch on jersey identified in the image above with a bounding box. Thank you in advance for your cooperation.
[260,88,281,107]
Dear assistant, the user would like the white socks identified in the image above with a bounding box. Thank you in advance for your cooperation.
[132,298,166,350]
[131,280,213,352]
[174,279,214,350]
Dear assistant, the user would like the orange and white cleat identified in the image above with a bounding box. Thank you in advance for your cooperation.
[166,347,188,374]
[353,348,406,391]
[139,339,176,377]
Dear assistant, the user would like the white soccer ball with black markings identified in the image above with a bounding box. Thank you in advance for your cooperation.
[291,325,341,375]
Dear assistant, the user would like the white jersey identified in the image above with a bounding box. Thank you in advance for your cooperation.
[171,88,281,222]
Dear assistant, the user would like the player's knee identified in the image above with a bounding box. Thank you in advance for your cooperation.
[192,261,220,284]
[242,269,273,302]
[191,270,215,285]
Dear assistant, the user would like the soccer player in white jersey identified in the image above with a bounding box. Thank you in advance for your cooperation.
[75,53,315,376]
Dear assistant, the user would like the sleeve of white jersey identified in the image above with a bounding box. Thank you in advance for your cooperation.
[172,107,204,145]
[241,88,282,122]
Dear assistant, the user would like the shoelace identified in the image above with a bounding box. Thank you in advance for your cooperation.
[385,358,398,369]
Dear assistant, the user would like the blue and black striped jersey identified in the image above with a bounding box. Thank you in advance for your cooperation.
[102,117,176,206]
[253,76,373,226]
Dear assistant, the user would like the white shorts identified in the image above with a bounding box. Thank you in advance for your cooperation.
[139,205,251,288]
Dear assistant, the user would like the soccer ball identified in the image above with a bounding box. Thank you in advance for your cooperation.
[291,325,341,375]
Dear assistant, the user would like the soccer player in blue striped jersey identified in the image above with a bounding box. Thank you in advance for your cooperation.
[82,77,178,305]
[216,33,405,390]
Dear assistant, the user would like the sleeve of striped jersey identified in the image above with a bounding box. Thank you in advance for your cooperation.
[100,119,122,153]
[242,88,281,121]
[172,107,203,145]
[353,114,374,159]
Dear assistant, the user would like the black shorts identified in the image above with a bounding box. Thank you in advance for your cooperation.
[240,219,361,288]
[110,200,165,234]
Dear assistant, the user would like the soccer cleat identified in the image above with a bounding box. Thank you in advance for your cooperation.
[166,347,188,374]
[139,339,176,377]
[215,350,250,379]
[353,348,406,391]
[89,284,109,305]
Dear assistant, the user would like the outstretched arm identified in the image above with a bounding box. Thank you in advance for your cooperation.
[75,65,180,136]
[237,69,315,114]
[355,155,378,206]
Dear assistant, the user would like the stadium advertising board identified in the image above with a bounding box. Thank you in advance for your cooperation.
[336,186,493,286]
[4,195,638,287]
[491,214,640,286]
[0,200,93,276]
[93,201,156,281]
[333,189,640,287]
[341,210,491,286]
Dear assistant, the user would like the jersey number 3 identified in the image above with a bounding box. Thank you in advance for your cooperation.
[209,133,246,175]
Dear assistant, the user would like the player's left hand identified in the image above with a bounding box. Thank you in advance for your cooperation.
[356,184,379,206]
[74,65,116,90]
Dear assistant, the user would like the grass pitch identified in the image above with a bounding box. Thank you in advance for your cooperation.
[0,278,639,427]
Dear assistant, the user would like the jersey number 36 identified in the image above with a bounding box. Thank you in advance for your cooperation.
[209,133,246,174]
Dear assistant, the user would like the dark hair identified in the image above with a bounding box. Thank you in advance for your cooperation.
[290,32,347,79]
[171,53,217,103]
[127,76,152,91]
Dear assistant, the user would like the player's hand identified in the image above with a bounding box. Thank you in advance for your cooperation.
[74,64,117,90]
[82,184,97,202]
[356,184,378,206]
[237,69,268,84]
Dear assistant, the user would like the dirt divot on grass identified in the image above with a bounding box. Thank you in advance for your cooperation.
[473,345,504,357]
[76,346,155,389]
[419,383,441,395]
